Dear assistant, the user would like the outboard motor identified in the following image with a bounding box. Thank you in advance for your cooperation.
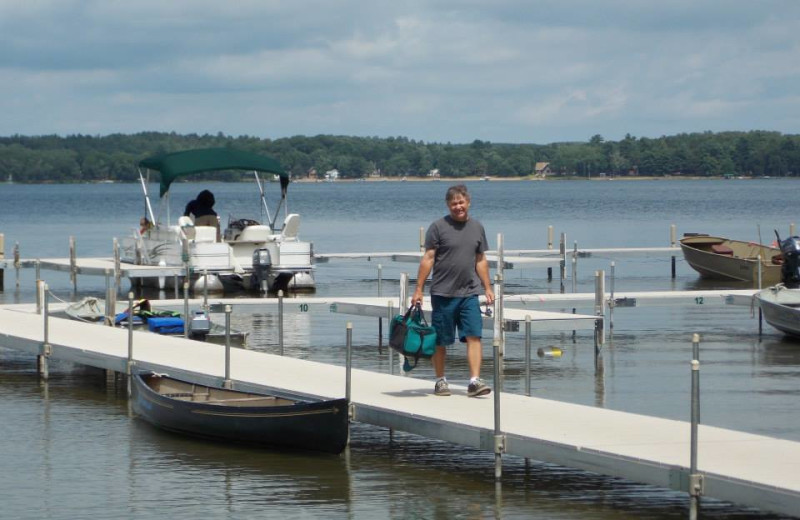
[778,234,800,288]
[188,309,211,340]
[252,248,272,292]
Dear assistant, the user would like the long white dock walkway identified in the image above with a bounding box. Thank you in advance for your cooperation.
[506,289,759,308]
[0,256,184,278]
[0,305,798,517]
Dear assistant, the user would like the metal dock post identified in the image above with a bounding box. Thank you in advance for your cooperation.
[39,283,50,380]
[377,264,383,351]
[559,232,566,293]
[0,233,4,291]
[690,333,703,519]
[69,236,77,293]
[594,270,605,360]
[183,281,189,338]
[224,305,232,389]
[126,292,134,396]
[14,241,20,288]
[278,290,285,355]
[670,224,677,279]
[547,225,554,281]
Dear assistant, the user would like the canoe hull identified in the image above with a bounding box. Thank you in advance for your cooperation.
[755,286,800,338]
[131,373,348,454]
[679,235,782,285]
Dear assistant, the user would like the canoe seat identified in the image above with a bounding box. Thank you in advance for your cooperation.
[711,244,734,256]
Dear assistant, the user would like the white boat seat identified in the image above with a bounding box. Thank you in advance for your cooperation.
[281,214,301,240]
[193,226,217,243]
[235,225,271,243]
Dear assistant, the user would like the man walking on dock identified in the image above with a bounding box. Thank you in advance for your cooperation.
[412,184,495,397]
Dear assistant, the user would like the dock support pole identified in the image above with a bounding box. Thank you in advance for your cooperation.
[203,269,209,312]
[791,223,796,237]
[524,314,531,467]
[493,272,505,358]
[346,322,352,405]
[496,234,505,356]
[594,270,605,359]
[559,233,566,293]
[524,315,531,396]
[395,273,410,375]
[36,279,45,315]
[385,301,393,356]
[278,289,284,356]
[14,242,20,289]
[38,283,50,380]
[419,227,425,252]
[609,262,616,332]
[690,333,703,519]
[104,269,113,325]
[113,238,121,296]
[670,224,677,279]
[69,236,77,293]
[183,281,189,338]
[0,232,4,291]
[126,292,134,396]
[224,305,232,389]
[377,264,383,352]
[757,254,763,289]
[493,324,505,480]
[547,226,554,281]
[572,242,578,292]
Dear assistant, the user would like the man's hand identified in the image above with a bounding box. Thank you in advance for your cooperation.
[412,287,424,306]
[484,287,495,306]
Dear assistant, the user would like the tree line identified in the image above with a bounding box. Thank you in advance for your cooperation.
[1,130,798,183]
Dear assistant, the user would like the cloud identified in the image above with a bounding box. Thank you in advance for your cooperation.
[0,0,799,142]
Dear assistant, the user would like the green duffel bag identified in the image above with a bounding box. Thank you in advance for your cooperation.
[389,303,437,370]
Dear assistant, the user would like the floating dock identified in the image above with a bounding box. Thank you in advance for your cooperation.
[0,303,798,517]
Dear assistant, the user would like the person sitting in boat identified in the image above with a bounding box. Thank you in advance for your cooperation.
[139,217,152,235]
[184,189,220,240]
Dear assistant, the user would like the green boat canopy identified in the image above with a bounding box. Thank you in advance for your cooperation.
[139,148,288,197]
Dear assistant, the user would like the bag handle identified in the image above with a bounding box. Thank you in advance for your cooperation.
[411,301,429,326]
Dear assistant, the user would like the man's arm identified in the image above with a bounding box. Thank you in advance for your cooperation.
[412,248,435,305]
[475,252,495,305]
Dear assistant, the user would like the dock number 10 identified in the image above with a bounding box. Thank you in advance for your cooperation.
[299,303,309,312]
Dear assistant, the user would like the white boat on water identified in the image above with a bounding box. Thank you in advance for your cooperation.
[755,285,800,338]
[754,235,800,338]
[121,148,314,293]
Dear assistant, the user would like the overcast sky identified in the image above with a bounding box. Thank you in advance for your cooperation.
[2,1,799,144]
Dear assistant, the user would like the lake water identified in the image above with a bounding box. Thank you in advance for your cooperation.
[1,179,798,519]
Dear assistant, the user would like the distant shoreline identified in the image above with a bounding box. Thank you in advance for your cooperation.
[292,174,762,183]
[7,175,785,186]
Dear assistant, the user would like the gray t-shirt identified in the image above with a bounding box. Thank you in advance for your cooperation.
[425,215,489,297]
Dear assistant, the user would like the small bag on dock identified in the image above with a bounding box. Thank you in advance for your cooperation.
[389,303,437,369]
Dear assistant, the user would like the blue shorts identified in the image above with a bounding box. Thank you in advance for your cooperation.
[431,295,482,346]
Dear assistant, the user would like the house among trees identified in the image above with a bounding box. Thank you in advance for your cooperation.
[307,168,318,180]
[325,169,340,181]
[428,168,440,179]
[534,162,551,178]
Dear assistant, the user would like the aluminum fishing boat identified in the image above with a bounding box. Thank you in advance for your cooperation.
[679,234,782,286]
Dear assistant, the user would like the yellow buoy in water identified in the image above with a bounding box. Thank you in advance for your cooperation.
[537,346,563,358]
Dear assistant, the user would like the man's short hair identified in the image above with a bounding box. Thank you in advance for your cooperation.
[446,184,470,202]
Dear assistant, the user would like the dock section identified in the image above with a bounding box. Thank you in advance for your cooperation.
[0,305,798,517]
